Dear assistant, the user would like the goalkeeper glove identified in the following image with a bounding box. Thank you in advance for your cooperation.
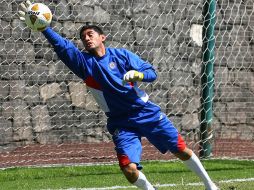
[123,70,144,83]
[18,0,32,21]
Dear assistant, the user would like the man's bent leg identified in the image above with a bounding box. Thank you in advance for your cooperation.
[112,127,156,190]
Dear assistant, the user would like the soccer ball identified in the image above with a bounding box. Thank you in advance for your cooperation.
[25,3,52,31]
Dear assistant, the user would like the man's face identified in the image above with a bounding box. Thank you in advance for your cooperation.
[81,28,106,52]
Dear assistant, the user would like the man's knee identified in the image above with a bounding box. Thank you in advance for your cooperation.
[121,163,137,173]
[121,163,139,183]
[117,154,139,183]
[173,147,192,161]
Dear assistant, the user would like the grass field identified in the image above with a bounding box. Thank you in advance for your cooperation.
[0,159,254,190]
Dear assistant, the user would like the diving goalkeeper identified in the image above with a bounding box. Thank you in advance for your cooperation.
[19,1,219,190]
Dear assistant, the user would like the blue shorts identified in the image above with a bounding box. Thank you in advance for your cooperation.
[107,101,186,169]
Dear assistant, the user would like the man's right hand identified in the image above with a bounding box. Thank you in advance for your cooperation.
[18,0,32,21]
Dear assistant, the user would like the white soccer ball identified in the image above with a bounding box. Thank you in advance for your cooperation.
[25,3,52,31]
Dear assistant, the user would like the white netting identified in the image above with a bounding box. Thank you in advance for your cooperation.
[0,0,253,168]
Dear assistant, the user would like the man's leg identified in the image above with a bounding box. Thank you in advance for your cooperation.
[141,112,218,190]
[120,162,155,190]
[112,128,155,190]
[174,147,218,190]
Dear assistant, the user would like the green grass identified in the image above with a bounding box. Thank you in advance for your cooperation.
[0,159,254,190]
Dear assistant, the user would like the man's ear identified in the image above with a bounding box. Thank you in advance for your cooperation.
[101,34,106,42]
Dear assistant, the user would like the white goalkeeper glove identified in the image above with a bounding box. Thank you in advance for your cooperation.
[123,70,144,83]
[18,0,32,21]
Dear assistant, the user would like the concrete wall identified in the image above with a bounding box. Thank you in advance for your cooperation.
[0,0,253,150]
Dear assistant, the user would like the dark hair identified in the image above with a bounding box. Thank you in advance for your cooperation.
[79,24,104,39]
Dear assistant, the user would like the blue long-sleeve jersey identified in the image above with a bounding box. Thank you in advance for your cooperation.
[42,28,157,117]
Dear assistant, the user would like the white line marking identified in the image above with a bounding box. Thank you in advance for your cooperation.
[220,178,254,183]
[42,177,254,190]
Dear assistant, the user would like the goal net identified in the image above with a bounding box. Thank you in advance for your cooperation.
[0,0,253,168]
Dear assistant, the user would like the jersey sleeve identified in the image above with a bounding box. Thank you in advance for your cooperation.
[42,27,88,80]
[123,49,157,82]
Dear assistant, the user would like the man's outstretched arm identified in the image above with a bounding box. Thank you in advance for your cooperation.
[42,27,88,80]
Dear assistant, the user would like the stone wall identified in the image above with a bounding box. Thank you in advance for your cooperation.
[0,0,253,150]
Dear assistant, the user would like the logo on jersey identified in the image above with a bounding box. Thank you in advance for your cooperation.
[109,62,116,70]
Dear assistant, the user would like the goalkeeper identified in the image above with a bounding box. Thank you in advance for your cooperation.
[19,1,219,190]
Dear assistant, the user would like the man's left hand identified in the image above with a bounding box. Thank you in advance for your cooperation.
[123,70,144,83]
